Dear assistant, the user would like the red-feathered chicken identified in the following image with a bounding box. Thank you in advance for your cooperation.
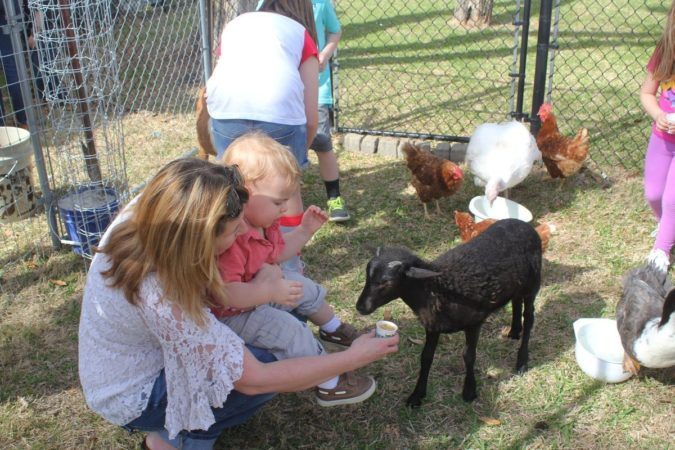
[196,87,216,160]
[402,142,463,219]
[536,103,589,183]
[454,210,551,253]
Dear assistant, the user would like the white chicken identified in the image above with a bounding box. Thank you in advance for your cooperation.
[466,120,541,204]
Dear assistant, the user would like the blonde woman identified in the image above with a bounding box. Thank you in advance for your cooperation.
[78,158,399,450]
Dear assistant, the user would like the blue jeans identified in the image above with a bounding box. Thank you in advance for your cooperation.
[123,346,277,450]
[211,118,308,168]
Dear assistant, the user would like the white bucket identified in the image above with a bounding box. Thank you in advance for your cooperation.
[0,126,36,222]
[469,195,533,223]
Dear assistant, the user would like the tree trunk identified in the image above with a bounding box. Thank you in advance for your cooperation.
[454,0,494,26]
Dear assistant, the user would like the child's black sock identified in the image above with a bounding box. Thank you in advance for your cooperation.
[324,179,340,199]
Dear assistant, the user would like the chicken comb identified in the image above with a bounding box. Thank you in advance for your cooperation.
[538,103,553,119]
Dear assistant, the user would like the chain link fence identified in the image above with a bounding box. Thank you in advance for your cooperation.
[335,0,664,168]
[0,0,667,279]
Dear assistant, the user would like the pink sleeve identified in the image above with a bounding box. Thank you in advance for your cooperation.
[301,30,318,65]
[646,47,662,73]
[217,242,248,283]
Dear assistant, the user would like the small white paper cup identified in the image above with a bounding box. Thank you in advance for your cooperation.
[375,320,398,338]
[667,112,675,125]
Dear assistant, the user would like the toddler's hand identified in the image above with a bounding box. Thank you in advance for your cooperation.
[300,205,329,234]
[270,278,303,307]
[254,263,283,284]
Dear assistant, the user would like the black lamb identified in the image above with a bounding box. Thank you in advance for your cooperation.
[356,218,542,407]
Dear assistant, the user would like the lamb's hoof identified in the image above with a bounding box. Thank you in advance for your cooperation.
[516,363,528,375]
[461,390,478,402]
[503,326,520,340]
[406,394,423,408]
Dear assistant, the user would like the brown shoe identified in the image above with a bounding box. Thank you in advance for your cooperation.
[315,372,377,407]
[319,322,362,350]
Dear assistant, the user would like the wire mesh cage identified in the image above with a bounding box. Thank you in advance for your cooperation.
[29,0,128,258]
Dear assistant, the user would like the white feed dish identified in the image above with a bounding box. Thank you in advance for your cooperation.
[573,318,633,383]
[469,195,533,223]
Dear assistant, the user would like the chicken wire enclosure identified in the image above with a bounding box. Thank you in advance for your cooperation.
[28,0,128,258]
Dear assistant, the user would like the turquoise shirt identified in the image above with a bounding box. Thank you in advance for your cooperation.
[313,0,341,106]
[256,0,341,105]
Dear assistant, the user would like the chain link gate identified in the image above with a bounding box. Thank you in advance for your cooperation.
[333,0,665,169]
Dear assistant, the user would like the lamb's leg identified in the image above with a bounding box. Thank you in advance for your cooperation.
[461,325,481,402]
[435,200,441,214]
[508,298,523,339]
[515,293,536,374]
[406,330,440,408]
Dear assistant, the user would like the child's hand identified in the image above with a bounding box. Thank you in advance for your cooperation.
[318,53,328,72]
[654,111,671,133]
[300,205,329,235]
[254,263,283,285]
[270,278,303,307]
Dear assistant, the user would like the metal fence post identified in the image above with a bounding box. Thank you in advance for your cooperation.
[530,0,553,135]
[199,0,211,83]
[3,0,60,249]
[513,0,533,121]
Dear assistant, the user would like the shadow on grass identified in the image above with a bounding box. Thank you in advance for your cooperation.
[0,293,82,402]
[302,153,612,282]
[0,248,83,402]
[501,379,606,450]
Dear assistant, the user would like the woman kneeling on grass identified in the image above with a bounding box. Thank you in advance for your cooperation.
[78,158,399,450]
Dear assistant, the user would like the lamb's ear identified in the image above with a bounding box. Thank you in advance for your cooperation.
[405,267,442,279]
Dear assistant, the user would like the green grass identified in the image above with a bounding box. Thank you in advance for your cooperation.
[1,147,673,449]
[1,1,673,447]
[336,0,666,168]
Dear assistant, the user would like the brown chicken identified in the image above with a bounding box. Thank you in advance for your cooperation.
[402,142,463,219]
[536,103,589,183]
[196,86,216,160]
[453,211,551,253]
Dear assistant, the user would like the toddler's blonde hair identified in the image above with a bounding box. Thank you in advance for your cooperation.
[222,131,301,193]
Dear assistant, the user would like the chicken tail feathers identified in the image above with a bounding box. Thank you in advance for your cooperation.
[454,211,474,238]
[196,87,216,159]
[535,223,551,253]
[571,127,590,162]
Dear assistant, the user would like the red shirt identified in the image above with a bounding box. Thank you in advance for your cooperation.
[211,221,286,318]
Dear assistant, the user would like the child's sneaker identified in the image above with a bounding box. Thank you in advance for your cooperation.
[315,371,376,407]
[319,322,361,350]
[327,196,351,222]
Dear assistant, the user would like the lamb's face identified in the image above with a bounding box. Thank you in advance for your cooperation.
[356,257,405,315]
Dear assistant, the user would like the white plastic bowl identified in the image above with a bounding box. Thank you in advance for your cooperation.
[573,318,633,383]
[468,195,533,223]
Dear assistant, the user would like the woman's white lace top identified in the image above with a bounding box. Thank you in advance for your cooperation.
[78,204,245,439]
